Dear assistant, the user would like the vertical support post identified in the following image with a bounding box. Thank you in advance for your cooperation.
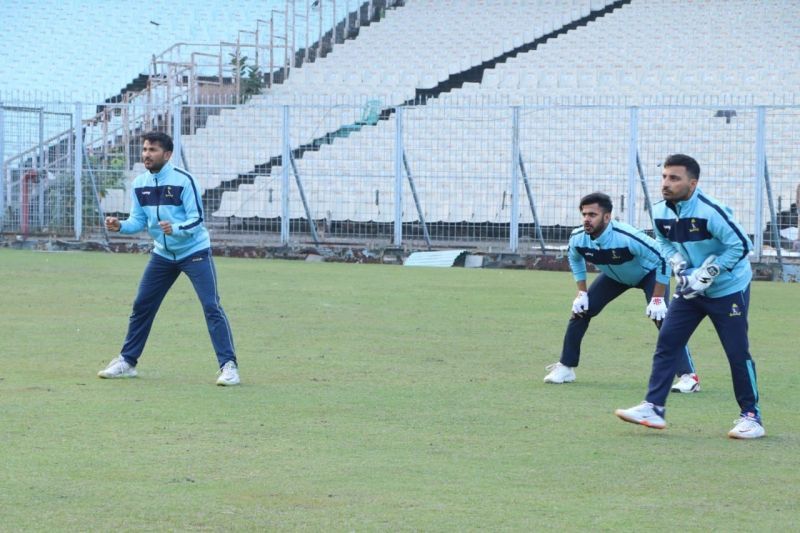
[393,107,404,246]
[305,0,310,62]
[0,102,5,229]
[510,106,520,252]
[626,106,639,226]
[281,105,291,244]
[171,102,182,164]
[38,108,45,230]
[74,103,84,240]
[754,106,766,261]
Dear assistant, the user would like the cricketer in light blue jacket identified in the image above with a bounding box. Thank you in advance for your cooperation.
[120,161,211,261]
[652,188,753,298]
[615,153,763,439]
[543,192,698,389]
[98,131,239,386]
[567,219,670,287]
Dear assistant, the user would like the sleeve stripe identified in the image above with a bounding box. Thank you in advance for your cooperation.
[174,167,204,229]
[612,227,667,277]
[698,194,750,266]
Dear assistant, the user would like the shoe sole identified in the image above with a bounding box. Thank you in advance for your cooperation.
[614,410,666,430]
[728,430,765,439]
[216,380,240,386]
[97,372,137,379]
[671,385,700,393]
[544,378,575,384]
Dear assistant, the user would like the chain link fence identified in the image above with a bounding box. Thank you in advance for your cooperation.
[2,99,799,264]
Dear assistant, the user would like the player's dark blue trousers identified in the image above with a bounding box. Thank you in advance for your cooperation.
[119,248,236,368]
[646,286,760,416]
[560,270,695,375]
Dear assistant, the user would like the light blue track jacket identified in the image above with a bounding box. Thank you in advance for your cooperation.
[568,220,669,287]
[652,187,752,298]
[119,162,210,260]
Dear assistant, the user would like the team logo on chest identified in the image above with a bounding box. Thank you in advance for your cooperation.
[689,218,700,232]
[165,186,174,198]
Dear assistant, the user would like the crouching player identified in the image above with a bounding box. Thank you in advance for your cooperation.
[616,154,764,438]
[544,192,699,392]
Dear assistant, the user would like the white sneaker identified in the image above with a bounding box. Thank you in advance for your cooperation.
[671,373,700,393]
[615,401,667,429]
[543,362,576,384]
[728,414,765,439]
[216,360,240,386]
[97,356,137,379]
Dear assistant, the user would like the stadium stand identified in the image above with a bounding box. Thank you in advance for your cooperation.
[207,0,798,235]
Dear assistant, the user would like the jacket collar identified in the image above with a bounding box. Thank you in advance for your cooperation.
[591,219,615,244]
[149,161,174,181]
[666,187,701,216]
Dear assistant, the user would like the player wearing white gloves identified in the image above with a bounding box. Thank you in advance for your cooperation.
[544,192,698,391]
[616,154,764,439]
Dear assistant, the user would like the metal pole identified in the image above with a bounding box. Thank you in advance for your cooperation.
[764,160,785,280]
[270,17,275,87]
[318,0,323,58]
[345,0,350,38]
[332,0,336,49]
[635,151,654,229]
[305,0,310,62]
[171,102,182,164]
[754,106,765,261]
[74,103,83,240]
[289,152,320,244]
[0,103,5,229]
[402,151,431,248]
[626,106,639,226]
[281,105,290,244]
[510,106,520,252]
[38,108,45,230]
[284,3,289,71]
[518,152,546,254]
[393,107,404,245]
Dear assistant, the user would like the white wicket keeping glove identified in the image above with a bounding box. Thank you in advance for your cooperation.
[571,291,589,316]
[669,252,687,277]
[646,297,667,322]
[676,255,720,299]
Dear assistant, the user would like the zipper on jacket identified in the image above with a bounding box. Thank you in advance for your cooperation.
[154,176,176,259]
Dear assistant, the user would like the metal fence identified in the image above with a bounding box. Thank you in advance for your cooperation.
[2,99,799,263]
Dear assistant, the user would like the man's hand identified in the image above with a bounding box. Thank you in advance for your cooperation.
[676,255,720,299]
[571,291,589,317]
[670,252,687,278]
[646,297,667,324]
[158,220,173,235]
[105,216,121,232]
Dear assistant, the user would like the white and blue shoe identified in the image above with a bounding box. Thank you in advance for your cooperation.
[216,360,240,386]
[728,413,765,439]
[97,356,137,379]
[615,401,667,429]
[543,362,576,384]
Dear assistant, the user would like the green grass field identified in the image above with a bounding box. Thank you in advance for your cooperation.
[1,249,798,531]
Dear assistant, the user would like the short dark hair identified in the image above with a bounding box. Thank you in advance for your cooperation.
[579,192,613,213]
[142,131,173,153]
[663,153,700,180]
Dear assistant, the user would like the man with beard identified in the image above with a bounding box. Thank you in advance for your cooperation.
[97,131,240,386]
[615,154,763,438]
[544,192,698,390]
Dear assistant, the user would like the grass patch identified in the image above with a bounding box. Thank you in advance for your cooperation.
[1,249,798,530]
